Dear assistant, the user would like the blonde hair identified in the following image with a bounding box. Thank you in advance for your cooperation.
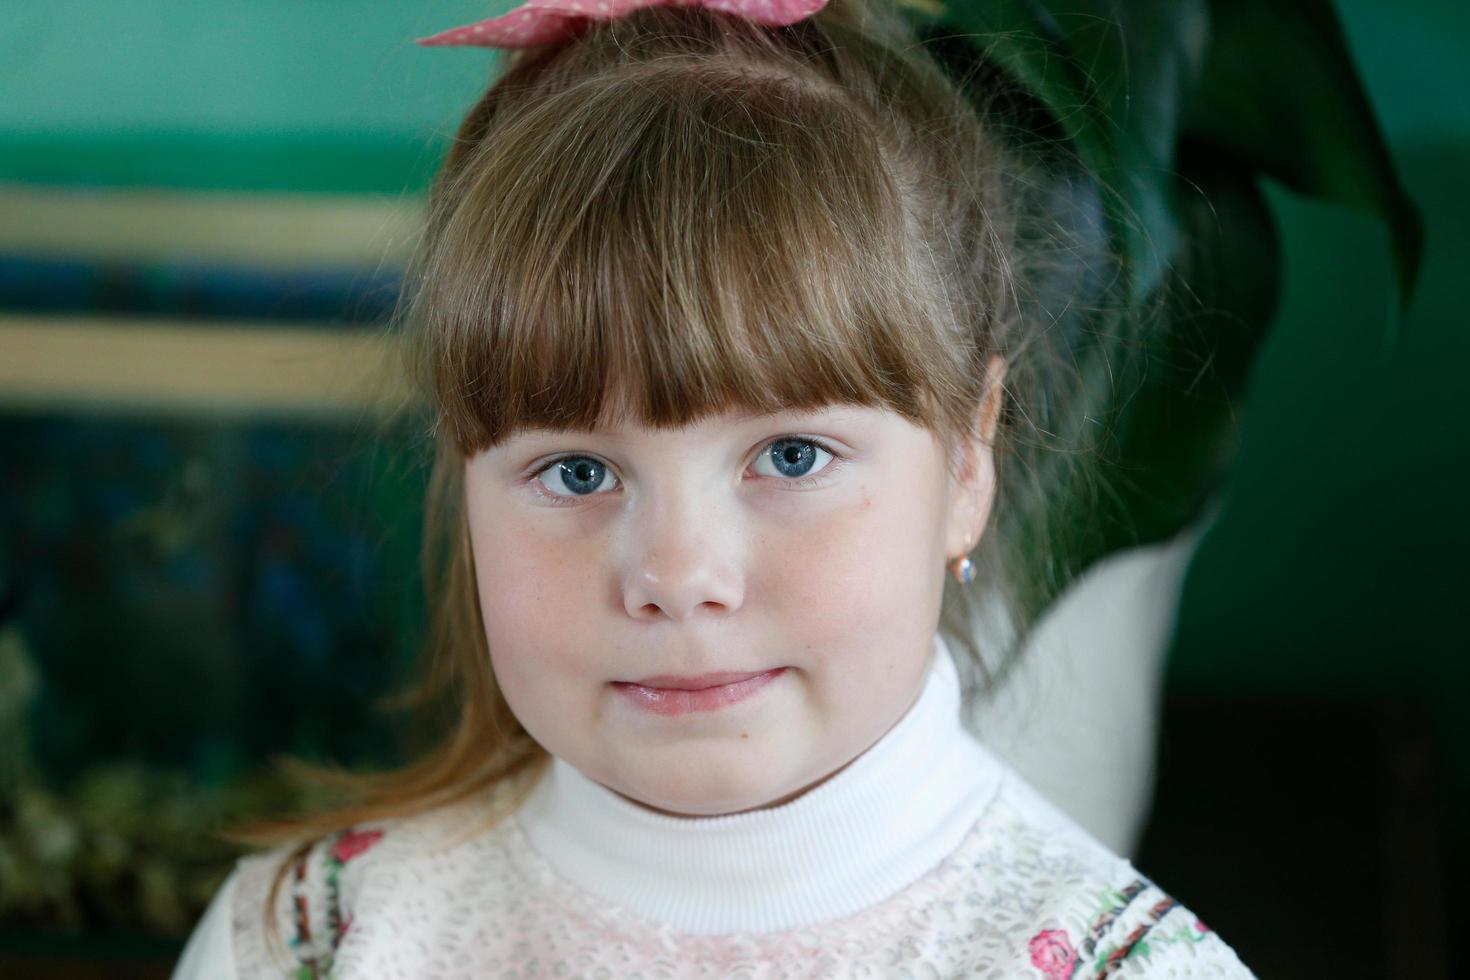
[222,0,1118,958]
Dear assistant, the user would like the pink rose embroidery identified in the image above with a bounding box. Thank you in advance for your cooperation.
[1194,917,1209,933]
[1029,928,1079,979]
[329,828,384,864]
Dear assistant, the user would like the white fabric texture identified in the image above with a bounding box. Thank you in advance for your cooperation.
[173,623,1253,979]
[963,508,1217,857]
[171,867,237,978]
[513,632,1001,934]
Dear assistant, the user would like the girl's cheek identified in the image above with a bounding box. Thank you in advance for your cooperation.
[473,525,600,702]
[763,492,892,620]
[476,518,592,621]
[473,512,612,704]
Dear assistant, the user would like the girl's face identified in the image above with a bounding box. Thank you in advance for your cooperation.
[464,393,997,817]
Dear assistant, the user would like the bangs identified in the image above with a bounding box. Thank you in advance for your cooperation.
[411,52,965,455]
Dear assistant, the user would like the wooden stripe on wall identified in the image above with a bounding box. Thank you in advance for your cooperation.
[0,315,418,419]
[0,183,423,269]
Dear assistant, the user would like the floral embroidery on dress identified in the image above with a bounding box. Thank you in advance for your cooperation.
[1028,878,1217,979]
[331,828,385,865]
[288,826,385,979]
[1029,928,1080,978]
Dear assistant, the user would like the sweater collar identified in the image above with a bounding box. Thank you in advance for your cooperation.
[512,630,1004,934]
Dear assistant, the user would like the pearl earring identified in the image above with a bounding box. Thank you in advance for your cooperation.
[949,553,975,585]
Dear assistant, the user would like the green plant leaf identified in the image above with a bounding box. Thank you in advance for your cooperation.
[1182,0,1423,308]
[924,3,1120,263]
[1165,140,1283,398]
[930,0,1209,302]
[902,0,1417,569]
[1031,0,1210,303]
[1106,143,1281,547]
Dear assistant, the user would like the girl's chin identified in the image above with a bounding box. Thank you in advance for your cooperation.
[607,766,826,818]
[608,784,755,817]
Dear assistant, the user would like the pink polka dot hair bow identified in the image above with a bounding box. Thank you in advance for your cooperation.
[416,0,830,49]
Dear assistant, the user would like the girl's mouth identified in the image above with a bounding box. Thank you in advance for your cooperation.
[612,668,788,716]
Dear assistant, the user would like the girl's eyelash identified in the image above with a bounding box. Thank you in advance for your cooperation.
[525,436,846,506]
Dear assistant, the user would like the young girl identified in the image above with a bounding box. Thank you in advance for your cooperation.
[174,0,1256,975]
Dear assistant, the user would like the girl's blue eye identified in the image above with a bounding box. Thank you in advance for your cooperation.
[752,437,833,480]
[530,436,840,503]
[538,456,617,498]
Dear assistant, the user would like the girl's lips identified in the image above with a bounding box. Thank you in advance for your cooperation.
[613,668,788,716]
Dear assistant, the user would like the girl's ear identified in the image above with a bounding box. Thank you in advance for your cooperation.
[978,354,1006,447]
[946,354,1007,558]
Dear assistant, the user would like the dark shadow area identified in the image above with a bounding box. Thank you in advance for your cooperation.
[1135,693,1450,979]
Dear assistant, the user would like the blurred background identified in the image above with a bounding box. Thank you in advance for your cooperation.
[0,1,1465,977]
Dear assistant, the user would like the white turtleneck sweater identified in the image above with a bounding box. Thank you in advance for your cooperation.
[173,632,1254,978]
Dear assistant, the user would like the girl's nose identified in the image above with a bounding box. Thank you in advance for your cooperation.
[619,493,745,622]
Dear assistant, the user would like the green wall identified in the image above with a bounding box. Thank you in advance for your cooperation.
[1171,0,1468,816]
[2,1,505,192]
[1166,2,1469,955]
